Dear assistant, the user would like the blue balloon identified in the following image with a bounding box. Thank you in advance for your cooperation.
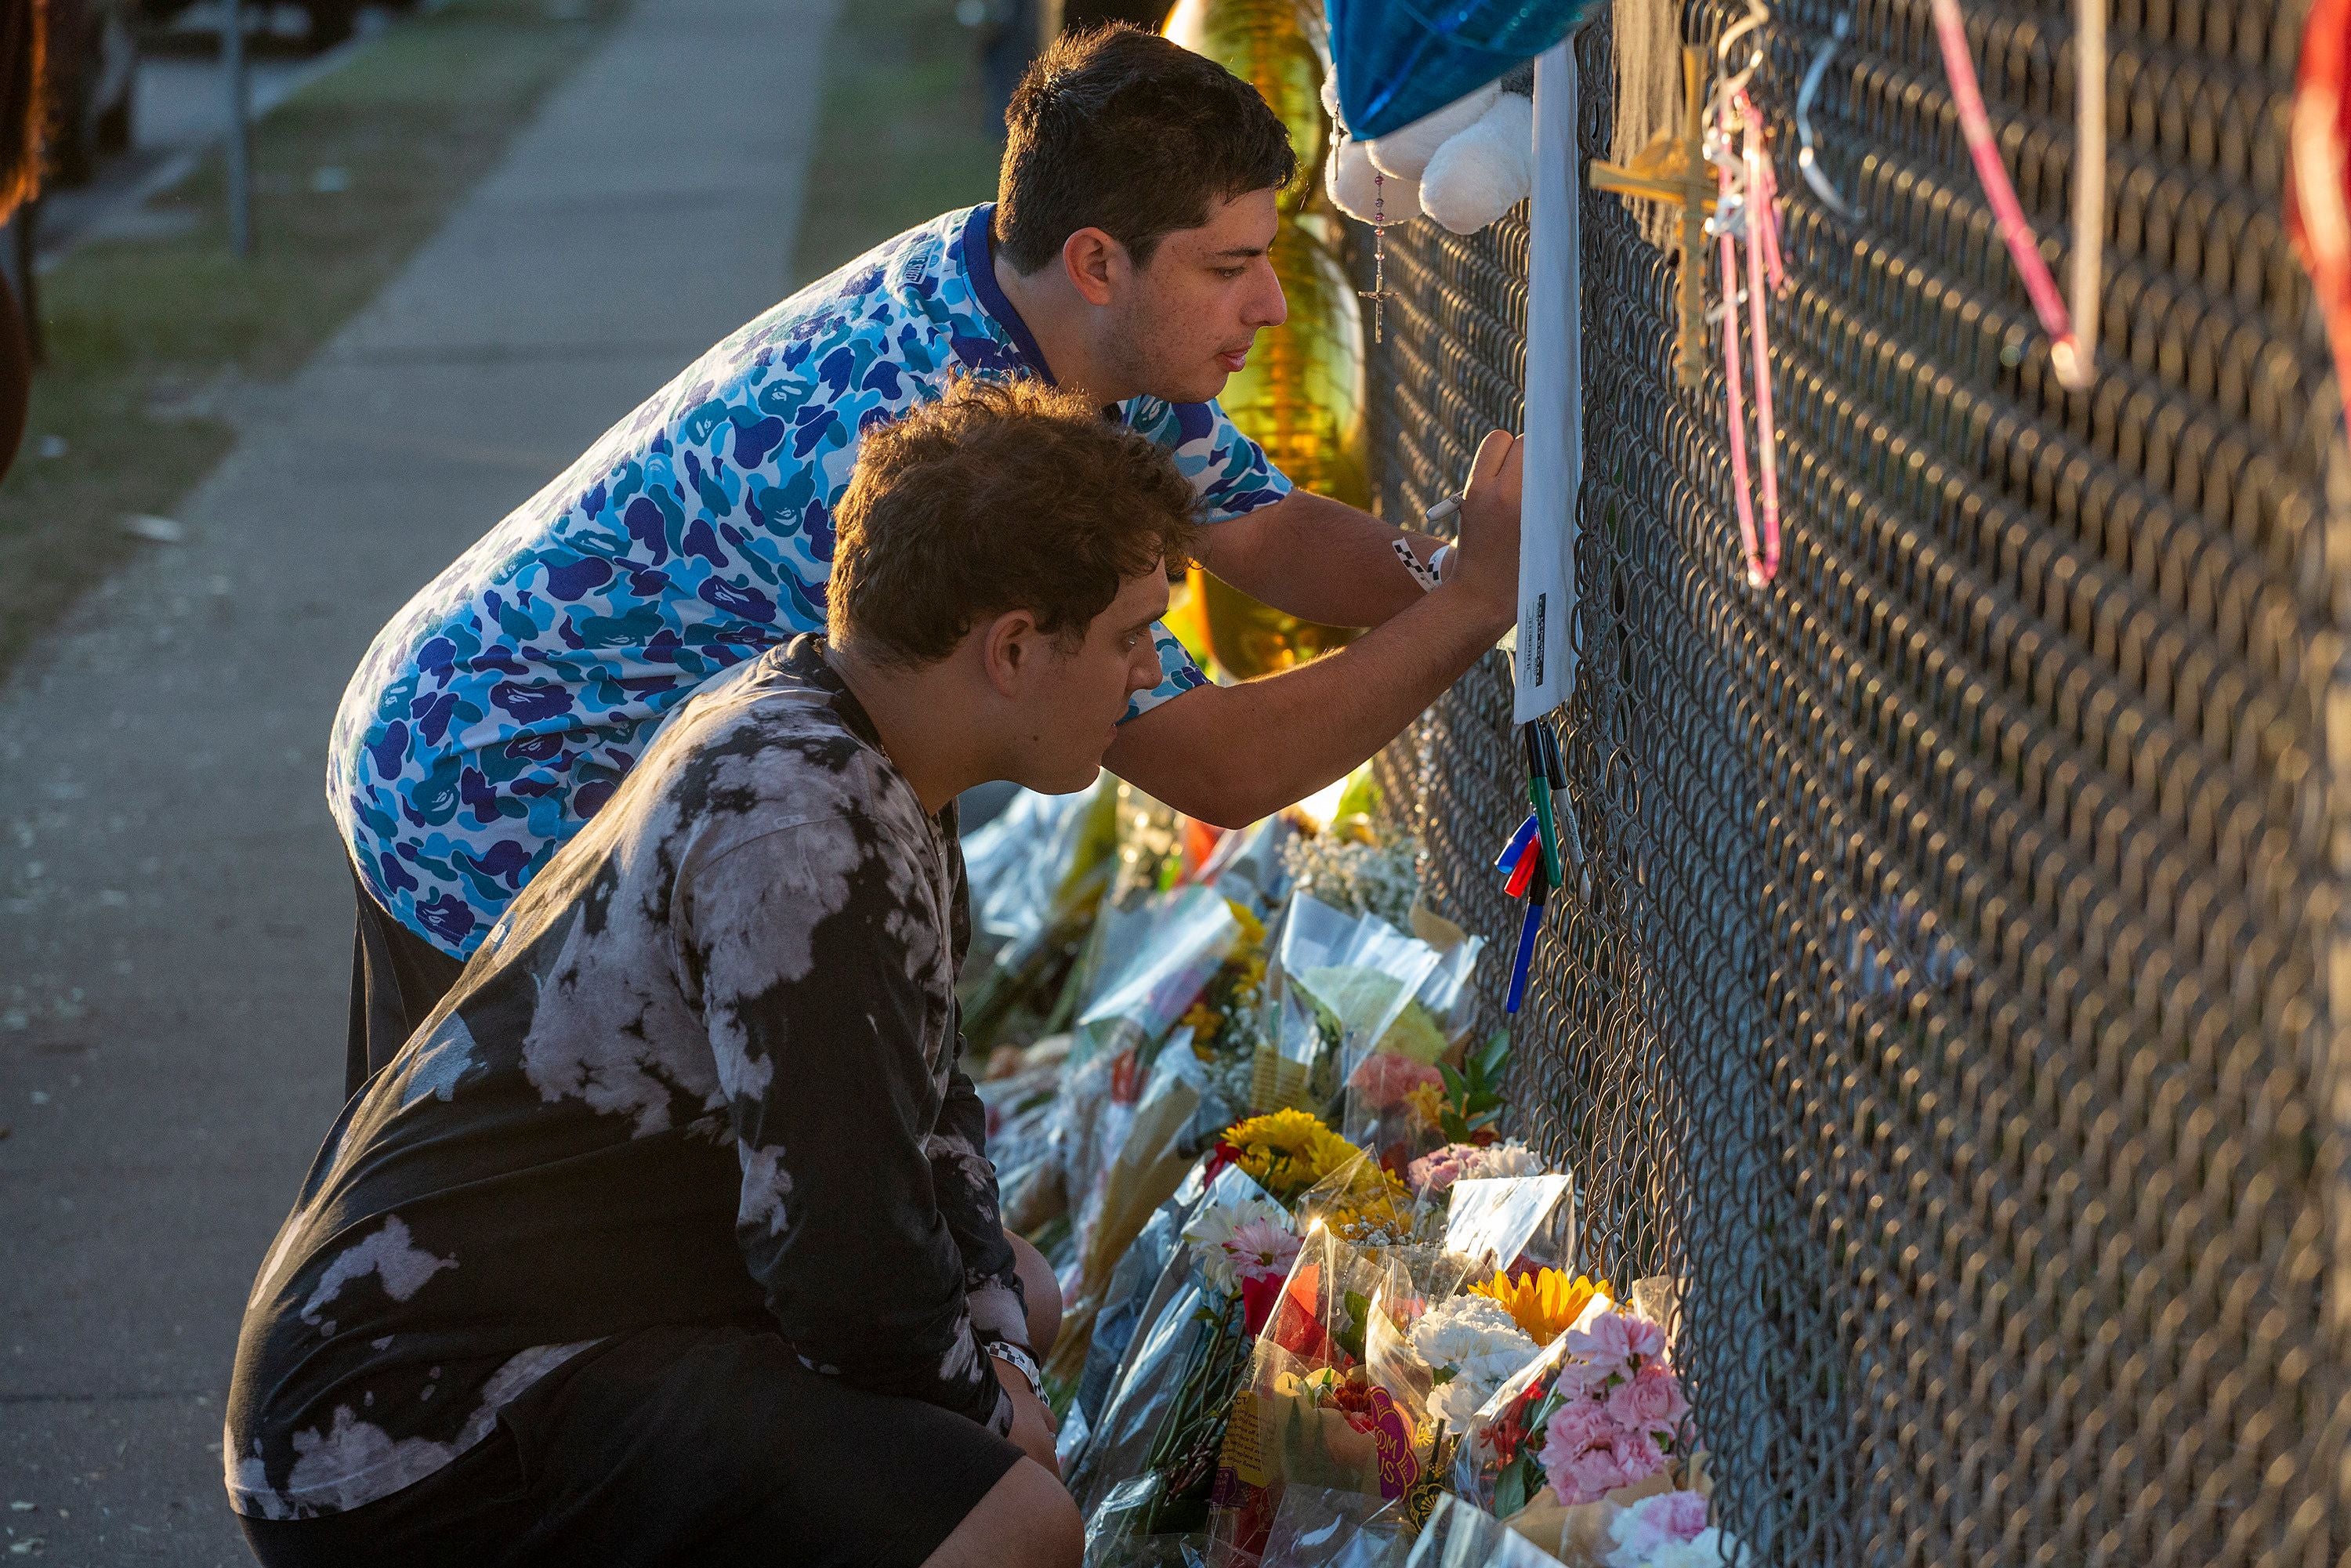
[1328,0,1599,139]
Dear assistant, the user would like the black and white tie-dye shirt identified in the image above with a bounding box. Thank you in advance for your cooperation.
[226,636,1027,1519]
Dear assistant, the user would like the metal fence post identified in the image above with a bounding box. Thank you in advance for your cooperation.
[223,0,252,257]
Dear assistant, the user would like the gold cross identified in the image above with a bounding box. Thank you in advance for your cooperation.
[1589,45,1718,389]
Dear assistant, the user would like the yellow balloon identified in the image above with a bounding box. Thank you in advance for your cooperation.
[1165,0,1371,682]
[1163,0,1330,214]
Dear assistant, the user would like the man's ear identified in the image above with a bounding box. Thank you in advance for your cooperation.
[1060,227,1128,308]
[980,607,1045,698]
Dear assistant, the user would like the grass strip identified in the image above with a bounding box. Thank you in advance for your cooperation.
[788,0,1003,288]
[0,0,625,679]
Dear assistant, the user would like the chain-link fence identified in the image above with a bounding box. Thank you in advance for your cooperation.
[1357,2,2351,1562]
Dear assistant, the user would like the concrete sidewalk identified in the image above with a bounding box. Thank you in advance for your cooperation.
[0,0,835,1555]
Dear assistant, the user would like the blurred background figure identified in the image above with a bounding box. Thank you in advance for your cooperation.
[0,0,42,483]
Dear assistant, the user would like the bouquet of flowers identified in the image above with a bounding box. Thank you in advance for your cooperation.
[1448,1298,1742,1564]
[1406,1136,1542,1197]
[1594,1490,1750,1568]
[1207,1210,1478,1566]
[1204,1109,1373,1207]
[1124,1187,1306,1535]
[1407,1293,1541,1435]
[1281,815,1421,930]
[1463,1269,1612,1352]
[1054,885,1244,1241]
[1074,1116,1385,1563]
[1175,902,1272,1131]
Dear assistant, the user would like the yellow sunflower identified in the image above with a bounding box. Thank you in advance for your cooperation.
[1221,1109,1365,1202]
[1469,1269,1613,1346]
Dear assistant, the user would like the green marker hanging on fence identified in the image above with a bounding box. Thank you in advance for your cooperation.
[1523,722,1563,889]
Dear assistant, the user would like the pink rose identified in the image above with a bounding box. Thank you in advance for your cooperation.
[1621,1314,1667,1360]
[1349,1051,1444,1110]
[1606,1363,1689,1436]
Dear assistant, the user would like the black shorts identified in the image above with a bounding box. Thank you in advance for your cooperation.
[237,1322,1026,1568]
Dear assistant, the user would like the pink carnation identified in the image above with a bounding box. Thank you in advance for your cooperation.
[1644,1490,1711,1543]
[1549,1442,1632,1505]
[1606,1424,1665,1485]
[1349,1051,1444,1110]
[1565,1310,1634,1370]
[1407,1143,1474,1193]
[1567,1308,1667,1372]
[1549,1357,1606,1401]
[1606,1363,1688,1437]
[1539,1401,1624,1505]
[1607,1491,1711,1563]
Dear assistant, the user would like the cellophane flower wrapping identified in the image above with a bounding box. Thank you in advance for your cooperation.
[1072,1164,1299,1553]
[1429,1168,1577,1281]
[1335,925,1489,1172]
[1403,1495,1570,1567]
[1085,1475,1210,1567]
[1252,894,1443,1120]
[980,1033,1076,1236]
[959,777,1120,1054]
[1044,884,1248,1381]
[1259,1485,1407,1567]
[1065,1159,1227,1496]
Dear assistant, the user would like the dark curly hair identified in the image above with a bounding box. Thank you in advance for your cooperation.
[994,24,1299,274]
[827,377,1201,666]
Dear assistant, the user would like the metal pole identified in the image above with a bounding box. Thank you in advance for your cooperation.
[223,0,252,257]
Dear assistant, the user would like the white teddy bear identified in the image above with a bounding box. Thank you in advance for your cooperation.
[1324,73,1534,235]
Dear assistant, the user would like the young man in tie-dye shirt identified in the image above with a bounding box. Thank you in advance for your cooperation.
[328,24,1523,1089]
[232,382,1220,1566]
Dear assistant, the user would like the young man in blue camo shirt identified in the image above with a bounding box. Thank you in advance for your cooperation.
[330,24,1523,1088]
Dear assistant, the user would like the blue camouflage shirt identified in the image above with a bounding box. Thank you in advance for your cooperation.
[327,203,1290,958]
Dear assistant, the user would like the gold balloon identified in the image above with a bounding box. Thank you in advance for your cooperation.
[1219,219,1368,509]
[1165,0,1371,681]
[1163,0,1330,214]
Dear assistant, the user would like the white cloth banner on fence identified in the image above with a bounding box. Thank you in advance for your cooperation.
[1513,40,1584,723]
